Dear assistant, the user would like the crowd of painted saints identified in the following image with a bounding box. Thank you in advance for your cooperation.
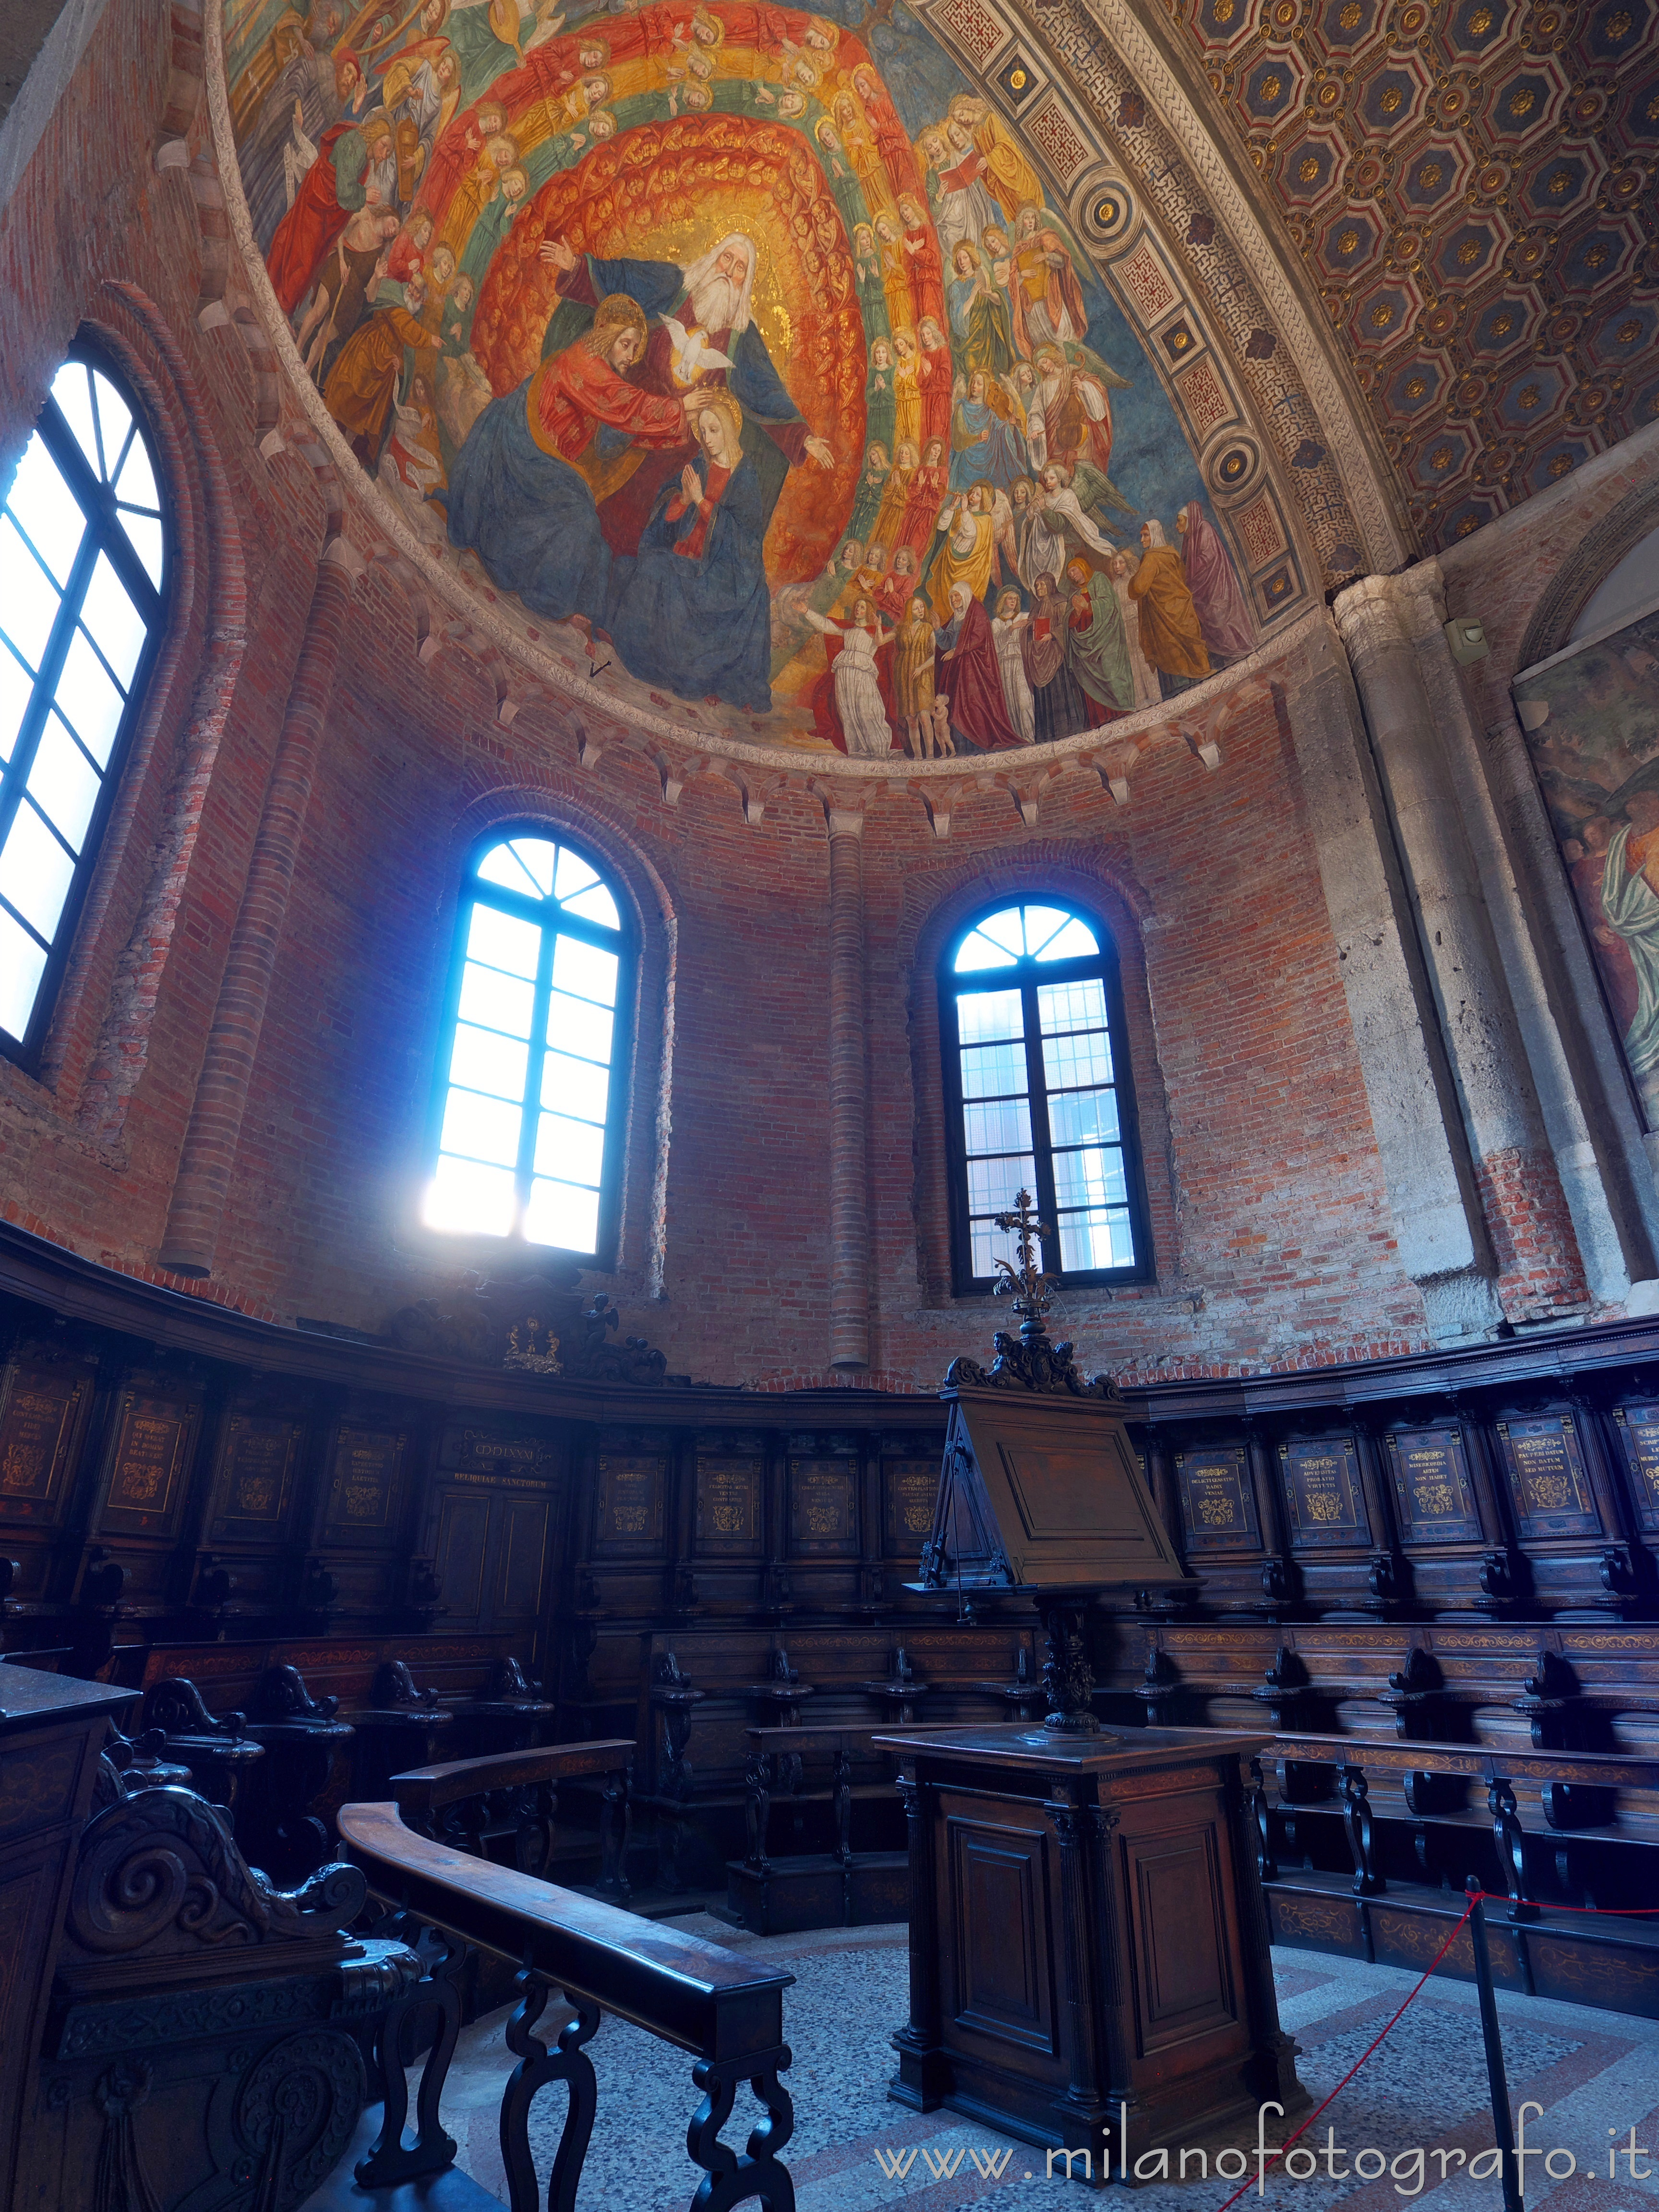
[231,0,1257,752]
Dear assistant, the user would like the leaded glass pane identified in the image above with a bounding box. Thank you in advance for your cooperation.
[534,1111,605,1184]
[0,645,32,764]
[966,1154,1034,1214]
[457,960,534,1038]
[1058,1209,1135,1271]
[957,987,1022,1045]
[969,1215,1022,1279]
[0,801,74,940]
[25,711,100,852]
[448,1021,529,1102]
[79,554,145,687]
[0,515,62,671]
[959,1040,1025,1100]
[524,1177,600,1251]
[0,908,47,1040]
[541,1049,609,1121]
[424,1155,516,1236]
[1034,916,1099,962]
[962,1096,1031,1156]
[1037,977,1109,1034]
[551,933,617,1008]
[1042,1027,1113,1093]
[7,436,83,587]
[466,902,541,978]
[1052,1146,1128,1210]
[439,1087,522,1168]
[547,989,612,1064]
[56,628,125,763]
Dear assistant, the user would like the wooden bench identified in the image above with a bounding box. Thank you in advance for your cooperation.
[337,1800,798,2212]
[1254,1730,1659,2017]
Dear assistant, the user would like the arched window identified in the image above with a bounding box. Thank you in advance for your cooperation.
[940,899,1150,1294]
[423,832,632,1261]
[0,352,168,1062]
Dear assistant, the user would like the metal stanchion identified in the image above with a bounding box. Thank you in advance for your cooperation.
[1466,1879,1524,2212]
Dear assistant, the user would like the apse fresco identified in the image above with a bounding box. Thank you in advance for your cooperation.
[1515,600,1659,1128]
[225,0,1240,751]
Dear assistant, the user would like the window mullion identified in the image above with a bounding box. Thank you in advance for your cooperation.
[517,909,556,1233]
[1022,973,1062,1277]
[36,408,163,624]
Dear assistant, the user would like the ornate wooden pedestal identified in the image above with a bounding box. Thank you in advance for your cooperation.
[878,1723,1304,2184]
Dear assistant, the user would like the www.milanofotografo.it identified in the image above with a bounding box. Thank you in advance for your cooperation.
[871,2105,1658,2193]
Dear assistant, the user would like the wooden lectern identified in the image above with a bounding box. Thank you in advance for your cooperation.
[881,1196,1304,2181]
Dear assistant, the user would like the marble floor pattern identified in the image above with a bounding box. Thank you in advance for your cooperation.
[426,1922,1659,2210]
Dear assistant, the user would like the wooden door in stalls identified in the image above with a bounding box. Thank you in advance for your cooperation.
[421,1424,561,1667]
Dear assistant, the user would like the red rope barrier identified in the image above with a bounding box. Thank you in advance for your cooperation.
[1211,1895,1479,2212]
[1212,1888,1659,2212]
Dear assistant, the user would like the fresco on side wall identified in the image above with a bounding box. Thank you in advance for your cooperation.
[1515,600,1659,1127]
[225,0,1251,753]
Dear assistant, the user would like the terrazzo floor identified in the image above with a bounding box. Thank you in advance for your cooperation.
[423,1923,1659,2210]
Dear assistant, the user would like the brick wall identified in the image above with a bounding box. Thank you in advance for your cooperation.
[3,0,1606,1391]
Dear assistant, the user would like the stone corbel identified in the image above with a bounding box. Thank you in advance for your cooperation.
[1086,742,1139,805]
[713,765,776,825]
[913,779,968,837]
[649,748,707,805]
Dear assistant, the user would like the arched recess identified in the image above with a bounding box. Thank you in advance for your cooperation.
[1515,475,1659,674]
[900,845,1173,1309]
[413,780,679,1301]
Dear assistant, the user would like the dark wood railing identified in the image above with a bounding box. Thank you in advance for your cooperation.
[390,1738,636,1892]
[337,1801,798,2212]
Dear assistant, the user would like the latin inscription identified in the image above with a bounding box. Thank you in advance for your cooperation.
[217,1416,300,1532]
[1494,1416,1603,1540]
[1385,1428,1483,1545]
[326,1427,405,1535]
[789,1457,858,1555]
[1174,1445,1260,1551]
[884,1457,939,1555]
[446,1425,553,1479]
[593,1454,667,1553]
[102,1395,196,1533]
[695,1455,762,1554]
[0,1367,88,1521]
[1280,1437,1370,1549]
[1613,1406,1659,1533]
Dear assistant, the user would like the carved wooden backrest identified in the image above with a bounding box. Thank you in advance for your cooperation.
[57,1783,367,1993]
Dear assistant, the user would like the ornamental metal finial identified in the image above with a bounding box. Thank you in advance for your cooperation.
[990,1189,1057,1337]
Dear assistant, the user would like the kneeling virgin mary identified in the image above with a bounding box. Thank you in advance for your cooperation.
[447,293,687,625]
[604,389,773,713]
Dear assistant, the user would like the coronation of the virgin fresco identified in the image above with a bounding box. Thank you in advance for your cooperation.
[226,0,1256,753]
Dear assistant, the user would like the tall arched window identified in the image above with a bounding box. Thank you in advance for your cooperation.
[423,832,632,1261]
[940,900,1151,1294]
[0,352,168,1063]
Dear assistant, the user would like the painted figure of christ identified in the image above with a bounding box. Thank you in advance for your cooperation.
[538,230,835,561]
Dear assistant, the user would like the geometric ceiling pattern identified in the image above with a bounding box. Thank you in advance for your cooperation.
[1178,0,1659,549]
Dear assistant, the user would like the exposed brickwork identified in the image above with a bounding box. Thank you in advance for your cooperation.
[5,0,1638,1393]
[1474,1145,1592,1323]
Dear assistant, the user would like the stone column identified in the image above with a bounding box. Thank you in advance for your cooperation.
[1334,572,1588,1327]
[159,538,361,1277]
[1280,615,1500,1340]
[825,806,870,1371]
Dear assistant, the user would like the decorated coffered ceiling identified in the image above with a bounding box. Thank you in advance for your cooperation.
[1158,0,1659,547]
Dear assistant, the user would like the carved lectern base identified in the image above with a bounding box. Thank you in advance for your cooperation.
[878,1724,1306,2185]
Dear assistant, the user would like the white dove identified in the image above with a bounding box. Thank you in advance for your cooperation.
[661,316,735,386]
